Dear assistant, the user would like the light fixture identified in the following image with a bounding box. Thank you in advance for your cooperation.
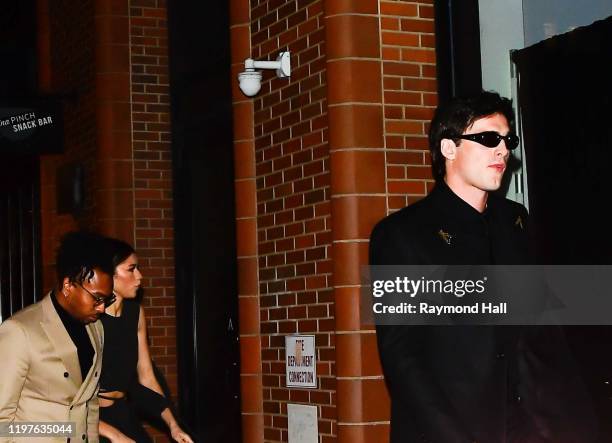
[238,51,291,97]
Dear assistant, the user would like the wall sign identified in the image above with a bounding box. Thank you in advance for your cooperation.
[0,99,63,154]
[285,335,316,388]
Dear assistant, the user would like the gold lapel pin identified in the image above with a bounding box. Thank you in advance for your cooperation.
[438,229,453,245]
[515,215,524,230]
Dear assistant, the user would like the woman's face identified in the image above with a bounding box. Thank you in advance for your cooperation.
[113,253,142,299]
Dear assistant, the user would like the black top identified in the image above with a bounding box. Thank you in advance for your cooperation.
[51,290,94,381]
[99,299,169,418]
[99,299,139,392]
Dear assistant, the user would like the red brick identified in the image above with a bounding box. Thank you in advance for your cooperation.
[383,61,420,77]
[380,1,418,17]
[382,31,419,47]
[387,180,427,195]
[401,47,436,63]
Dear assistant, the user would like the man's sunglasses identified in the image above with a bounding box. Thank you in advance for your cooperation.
[79,284,116,307]
[454,131,520,150]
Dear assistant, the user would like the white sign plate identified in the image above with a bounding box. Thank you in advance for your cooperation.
[287,403,318,443]
[285,335,316,388]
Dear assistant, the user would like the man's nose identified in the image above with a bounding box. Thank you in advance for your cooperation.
[496,141,509,157]
[95,303,105,313]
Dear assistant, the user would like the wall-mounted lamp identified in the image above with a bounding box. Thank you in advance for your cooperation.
[238,51,291,97]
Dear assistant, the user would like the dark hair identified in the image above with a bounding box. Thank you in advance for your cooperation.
[428,90,515,181]
[105,238,136,273]
[56,231,114,284]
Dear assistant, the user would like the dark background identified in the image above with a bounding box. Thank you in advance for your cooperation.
[513,16,612,441]
[167,2,242,442]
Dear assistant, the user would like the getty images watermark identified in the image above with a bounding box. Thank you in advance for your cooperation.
[362,265,612,326]
[372,275,501,316]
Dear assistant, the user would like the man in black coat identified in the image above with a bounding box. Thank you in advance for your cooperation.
[370,91,594,442]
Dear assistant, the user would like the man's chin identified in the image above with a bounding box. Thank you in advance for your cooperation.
[84,315,100,324]
[483,180,503,192]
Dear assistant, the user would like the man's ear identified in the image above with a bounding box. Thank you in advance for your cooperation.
[62,277,76,291]
[440,138,457,160]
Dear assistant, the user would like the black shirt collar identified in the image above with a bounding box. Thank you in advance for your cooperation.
[429,180,493,234]
[51,289,83,327]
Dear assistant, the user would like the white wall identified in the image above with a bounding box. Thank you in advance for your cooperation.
[478,0,526,204]
[523,0,612,46]
[478,0,524,98]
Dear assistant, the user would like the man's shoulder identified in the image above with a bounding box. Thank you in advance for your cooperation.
[0,302,43,347]
[3,298,46,327]
[489,193,528,216]
[371,195,434,237]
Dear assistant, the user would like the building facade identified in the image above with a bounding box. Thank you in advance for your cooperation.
[5,1,609,442]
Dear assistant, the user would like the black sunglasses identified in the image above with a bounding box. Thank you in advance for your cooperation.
[454,131,519,150]
[79,284,116,307]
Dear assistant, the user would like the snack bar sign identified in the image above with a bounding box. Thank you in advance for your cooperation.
[285,335,316,388]
[0,100,63,154]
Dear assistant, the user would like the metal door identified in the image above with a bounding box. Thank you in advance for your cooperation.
[0,154,42,323]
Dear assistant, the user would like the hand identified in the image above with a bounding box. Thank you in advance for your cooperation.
[170,423,193,443]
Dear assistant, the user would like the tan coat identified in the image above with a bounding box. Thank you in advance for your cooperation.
[0,294,104,443]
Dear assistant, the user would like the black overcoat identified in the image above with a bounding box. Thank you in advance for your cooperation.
[369,182,595,443]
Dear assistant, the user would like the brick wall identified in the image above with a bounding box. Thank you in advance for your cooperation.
[129,1,175,442]
[251,0,335,441]
[381,0,437,212]
[325,2,387,441]
[231,0,438,442]
[39,0,96,288]
[48,0,97,225]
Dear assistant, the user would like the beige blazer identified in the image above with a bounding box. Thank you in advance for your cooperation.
[0,294,104,443]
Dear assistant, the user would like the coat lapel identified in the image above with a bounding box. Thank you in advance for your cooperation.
[72,321,102,403]
[40,293,83,388]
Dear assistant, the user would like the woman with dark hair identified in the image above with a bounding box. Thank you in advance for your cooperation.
[98,238,192,443]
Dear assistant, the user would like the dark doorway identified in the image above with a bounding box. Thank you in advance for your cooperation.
[513,16,612,442]
[167,3,241,442]
[0,154,42,322]
[434,0,483,104]
[0,0,38,98]
[0,0,42,322]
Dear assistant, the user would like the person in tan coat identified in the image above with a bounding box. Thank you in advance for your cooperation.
[0,231,115,443]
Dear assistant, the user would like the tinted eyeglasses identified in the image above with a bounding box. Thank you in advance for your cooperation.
[79,284,116,307]
[454,131,519,150]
